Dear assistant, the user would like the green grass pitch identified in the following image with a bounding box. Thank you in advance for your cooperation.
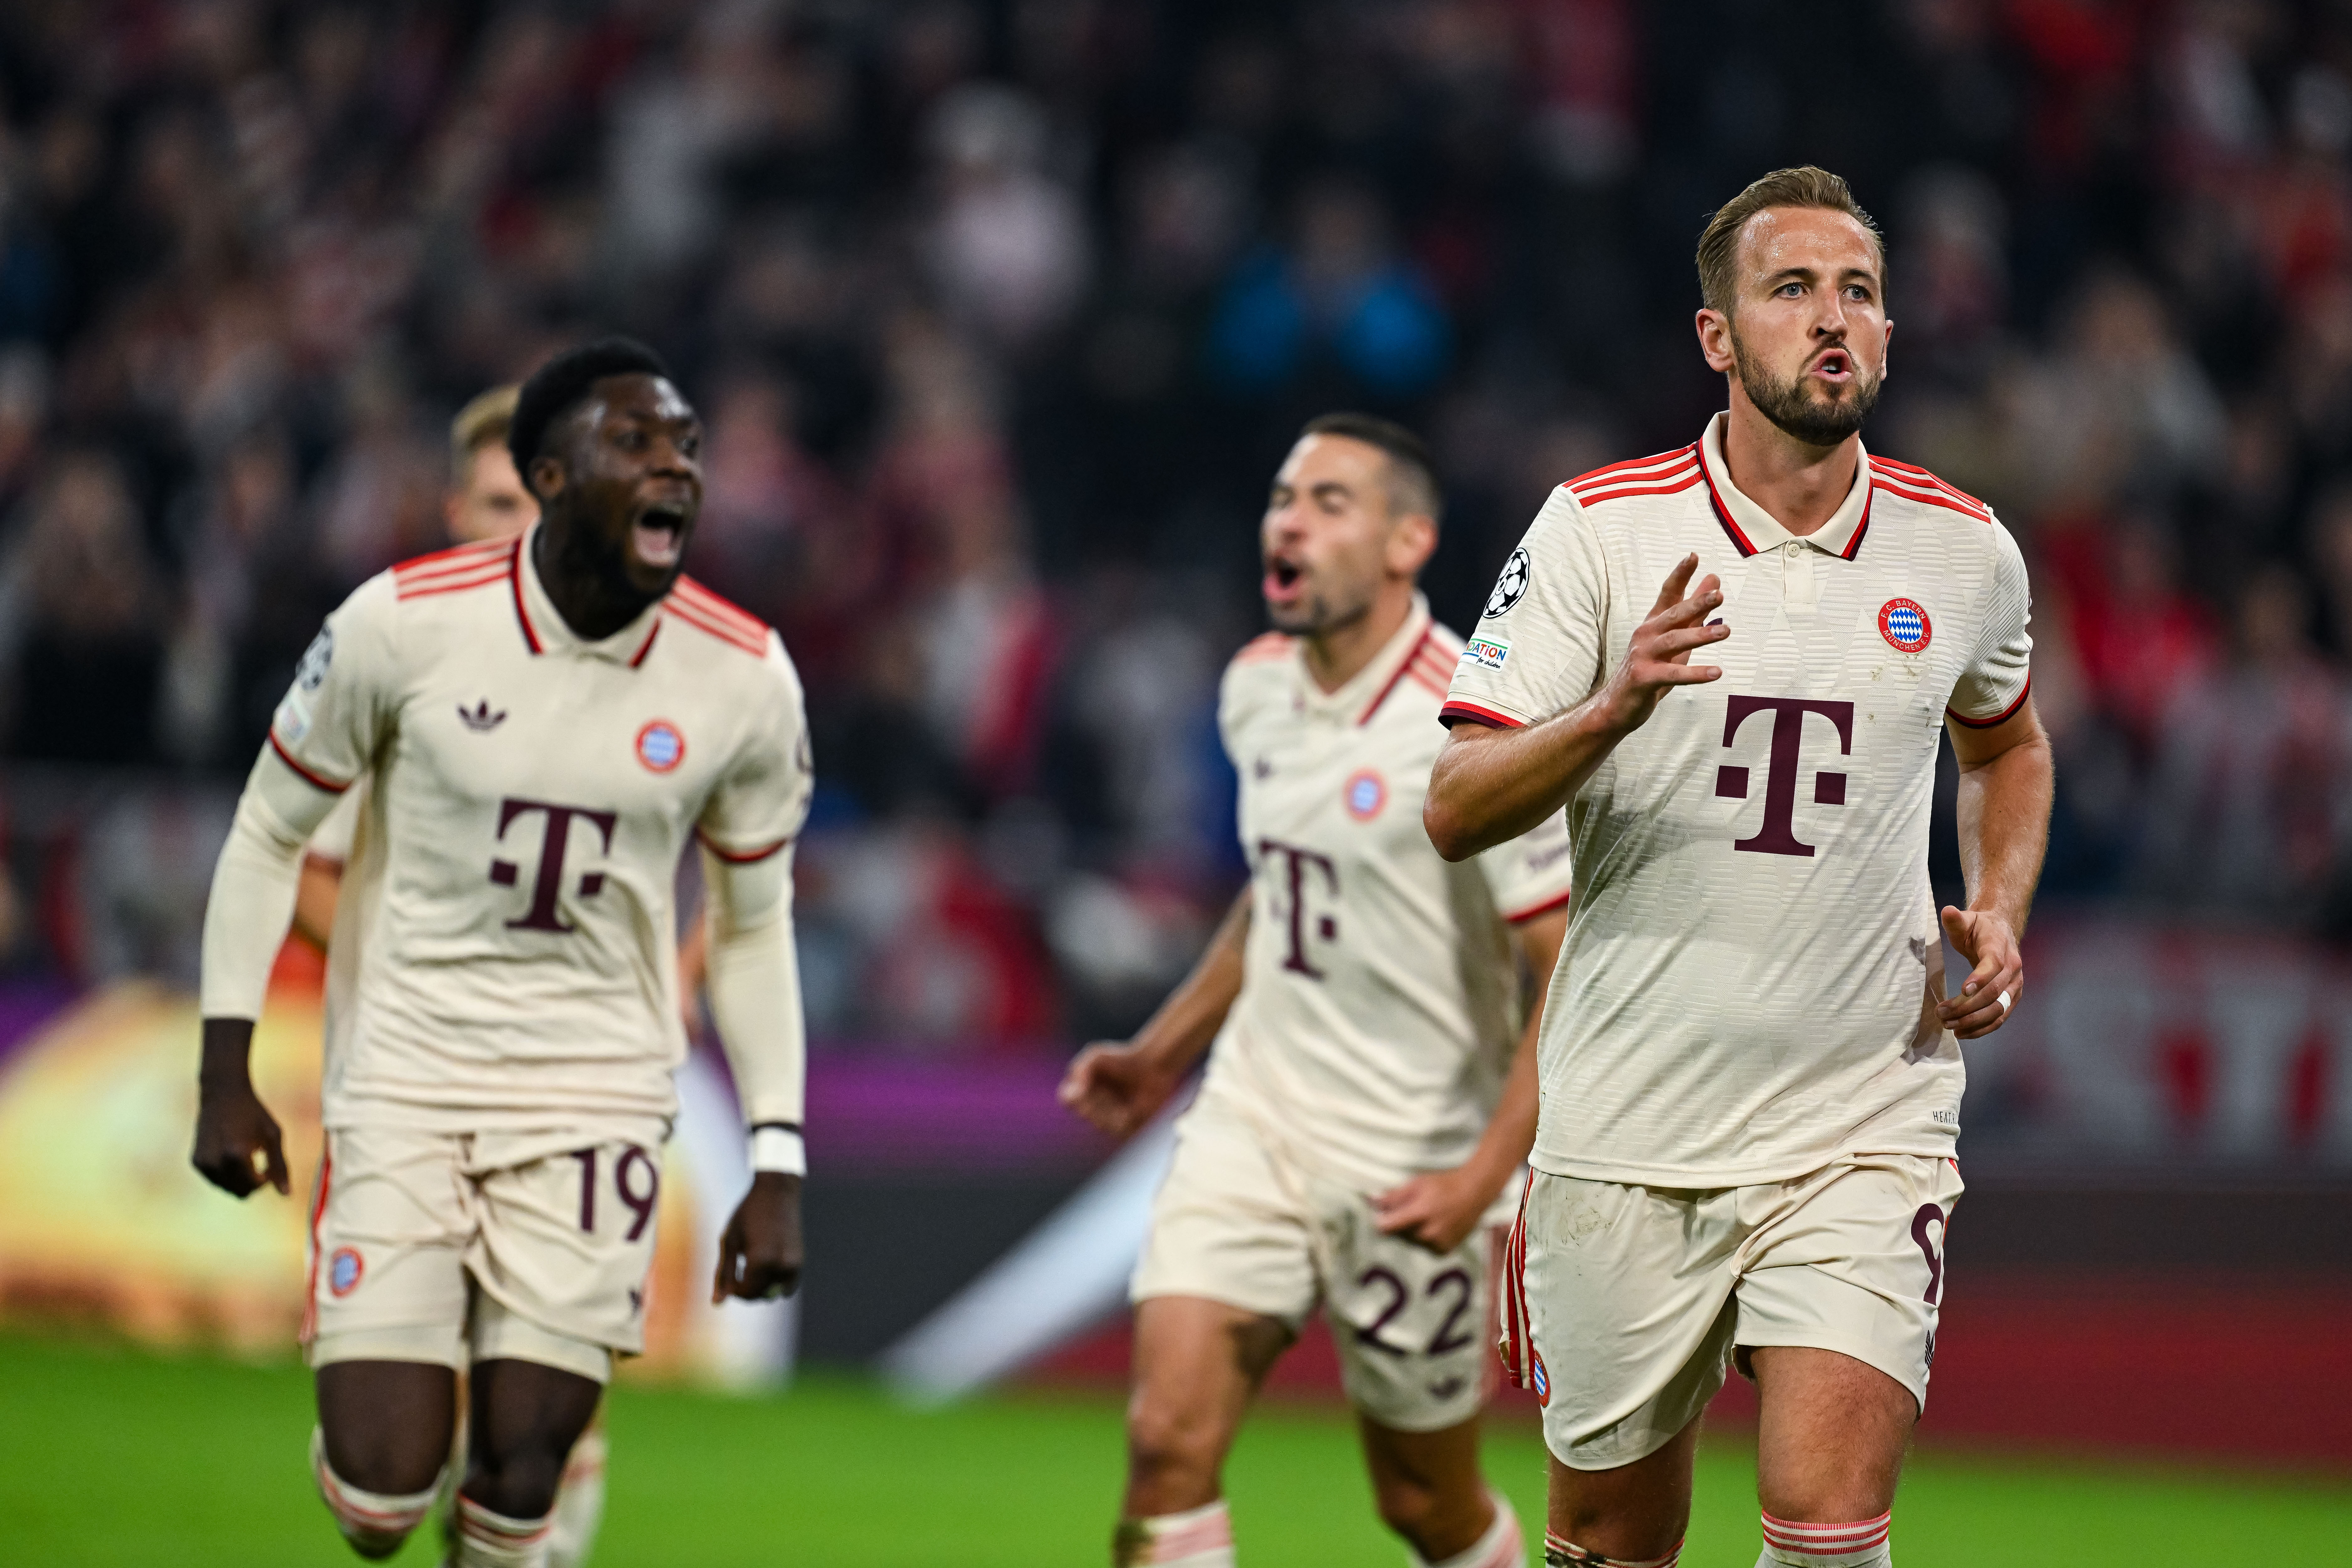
[6,1331,2345,1565]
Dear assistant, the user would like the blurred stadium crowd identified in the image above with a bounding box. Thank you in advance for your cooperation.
[3,0,2352,1051]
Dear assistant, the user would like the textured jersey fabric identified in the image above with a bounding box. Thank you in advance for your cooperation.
[1443,414,2031,1185]
[1200,596,1576,1191]
[260,527,812,1135]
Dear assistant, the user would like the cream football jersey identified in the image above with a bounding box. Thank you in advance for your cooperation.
[271,528,812,1135]
[1443,413,2031,1186]
[1197,596,1577,1191]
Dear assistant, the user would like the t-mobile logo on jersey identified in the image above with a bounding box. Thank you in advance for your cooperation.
[490,798,618,931]
[1257,838,1338,979]
[1713,696,1856,857]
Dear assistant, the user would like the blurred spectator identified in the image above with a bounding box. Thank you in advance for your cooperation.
[2139,566,2352,925]
[1209,178,1452,401]
[5,0,2352,1038]
[0,453,166,766]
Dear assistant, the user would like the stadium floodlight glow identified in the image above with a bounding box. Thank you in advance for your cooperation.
[879,1105,1181,1405]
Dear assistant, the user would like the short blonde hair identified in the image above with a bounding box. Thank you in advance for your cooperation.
[448,385,520,479]
[1695,166,1884,315]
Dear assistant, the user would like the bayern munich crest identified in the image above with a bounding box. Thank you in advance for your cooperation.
[1344,769,1387,821]
[1530,1349,1551,1405]
[327,1247,364,1298]
[1878,598,1931,653]
[636,719,686,773]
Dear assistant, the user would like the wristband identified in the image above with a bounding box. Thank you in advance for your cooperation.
[748,1123,806,1176]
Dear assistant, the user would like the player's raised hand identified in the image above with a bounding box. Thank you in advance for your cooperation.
[1058,1041,1177,1141]
[1937,905,2022,1040]
[190,1079,290,1198]
[1599,553,1728,733]
[1372,1165,1495,1255]
[712,1171,803,1302]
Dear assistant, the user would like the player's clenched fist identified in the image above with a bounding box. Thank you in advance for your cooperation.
[1058,1042,1178,1141]
[712,1171,804,1302]
[1600,553,1729,733]
[191,1078,290,1199]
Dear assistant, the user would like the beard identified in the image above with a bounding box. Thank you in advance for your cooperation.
[1731,328,1881,447]
[1265,579,1372,637]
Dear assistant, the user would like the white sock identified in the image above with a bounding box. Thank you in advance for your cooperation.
[1758,1510,1893,1567]
[1114,1499,1236,1566]
[450,1493,553,1567]
[546,1427,607,1568]
[1416,1489,1524,1568]
[1544,1529,1682,1566]
[309,1427,442,1560]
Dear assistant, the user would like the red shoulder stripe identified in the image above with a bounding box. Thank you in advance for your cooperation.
[1233,632,1293,665]
[394,537,510,576]
[671,575,770,637]
[1576,469,1704,508]
[396,564,510,600]
[1870,456,1988,510]
[663,599,770,657]
[1406,667,1452,698]
[1567,445,1699,492]
[1871,478,1989,523]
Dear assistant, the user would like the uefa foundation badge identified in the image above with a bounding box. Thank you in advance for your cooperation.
[327,1247,364,1298]
[1878,598,1931,653]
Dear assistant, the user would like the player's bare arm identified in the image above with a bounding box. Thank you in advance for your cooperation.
[190,1016,290,1198]
[1059,888,1250,1140]
[1373,901,1567,1252]
[1425,554,1727,861]
[1938,700,2053,1040]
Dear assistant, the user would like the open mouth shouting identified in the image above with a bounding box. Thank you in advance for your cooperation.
[630,499,690,571]
[1809,345,1855,387]
[1263,550,1307,612]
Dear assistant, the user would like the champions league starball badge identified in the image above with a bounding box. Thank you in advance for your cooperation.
[1878,597,1931,653]
[1485,548,1531,619]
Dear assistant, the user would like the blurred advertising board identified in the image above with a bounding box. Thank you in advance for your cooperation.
[0,957,790,1387]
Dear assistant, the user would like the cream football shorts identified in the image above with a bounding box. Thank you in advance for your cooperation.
[1507,1152,1963,1470]
[1131,1100,1506,1432]
[301,1122,671,1384]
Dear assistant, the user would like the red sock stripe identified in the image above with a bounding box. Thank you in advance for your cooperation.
[1542,1532,1681,1566]
[1761,1511,1891,1552]
[457,1497,553,1545]
[1146,1509,1232,1560]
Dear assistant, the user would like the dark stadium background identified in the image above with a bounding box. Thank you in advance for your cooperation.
[0,0,2347,1487]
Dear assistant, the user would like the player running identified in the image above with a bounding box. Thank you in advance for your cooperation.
[1424,167,2054,1568]
[191,339,814,1568]
[1061,414,1575,1568]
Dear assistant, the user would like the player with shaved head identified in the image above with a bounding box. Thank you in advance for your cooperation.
[192,338,815,1568]
[1063,413,1576,1568]
[1424,167,2054,1568]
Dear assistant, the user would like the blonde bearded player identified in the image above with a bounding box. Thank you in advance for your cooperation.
[191,339,814,1568]
[1061,413,1575,1568]
[291,385,611,1568]
[1426,168,2054,1568]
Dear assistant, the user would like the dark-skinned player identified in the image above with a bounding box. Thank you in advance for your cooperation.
[191,338,813,1567]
